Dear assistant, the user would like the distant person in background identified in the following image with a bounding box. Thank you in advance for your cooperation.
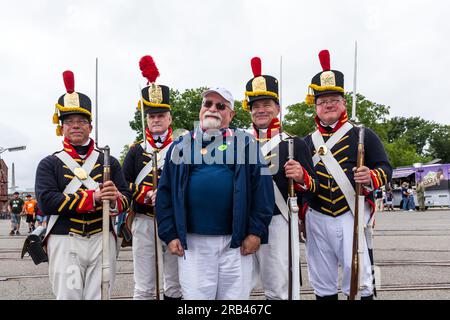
[416,181,426,211]
[385,188,394,211]
[401,182,409,211]
[375,189,384,212]
[406,185,416,211]
[8,192,24,236]
[23,194,37,233]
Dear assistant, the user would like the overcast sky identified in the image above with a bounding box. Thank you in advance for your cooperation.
[1,0,449,190]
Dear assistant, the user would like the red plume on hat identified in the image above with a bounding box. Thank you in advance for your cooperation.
[139,55,160,85]
[318,50,331,71]
[251,57,262,77]
[62,70,75,93]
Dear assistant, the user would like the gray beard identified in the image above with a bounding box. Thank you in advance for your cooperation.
[202,117,221,130]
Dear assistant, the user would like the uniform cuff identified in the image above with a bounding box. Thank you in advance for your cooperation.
[135,186,152,205]
[76,190,96,213]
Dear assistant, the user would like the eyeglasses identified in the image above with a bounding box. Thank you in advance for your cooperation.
[202,100,228,111]
[63,119,90,126]
[316,99,342,107]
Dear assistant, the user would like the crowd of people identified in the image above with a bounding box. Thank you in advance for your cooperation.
[372,180,427,213]
[7,192,47,235]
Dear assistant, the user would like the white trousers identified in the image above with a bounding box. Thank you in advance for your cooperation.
[253,214,288,300]
[305,208,373,297]
[132,214,182,300]
[47,232,117,300]
[178,234,253,300]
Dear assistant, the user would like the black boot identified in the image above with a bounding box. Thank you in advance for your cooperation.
[316,293,338,300]
[163,294,182,300]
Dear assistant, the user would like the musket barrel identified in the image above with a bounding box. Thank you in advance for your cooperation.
[101,145,111,300]
[349,126,365,300]
[152,150,161,300]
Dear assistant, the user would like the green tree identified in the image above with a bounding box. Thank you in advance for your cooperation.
[129,87,252,138]
[385,117,434,156]
[283,93,391,138]
[230,100,252,129]
[129,87,207,141]
[428,124,450,163]
[283,102,317,137]
[119,144,130,165]
[345,93,390,141]
[384,137,431,168]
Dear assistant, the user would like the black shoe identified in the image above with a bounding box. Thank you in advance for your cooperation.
[163,294,182,300]
[16,231,21,236]
[361,294,374,300]
[9,230,15,236]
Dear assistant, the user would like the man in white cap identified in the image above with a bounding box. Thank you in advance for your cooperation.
[156,88,275,300]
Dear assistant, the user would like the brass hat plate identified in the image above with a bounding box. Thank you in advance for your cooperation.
[252,76,267,92]
[74,167,88,180]
[149,84,163,104]
[64,92,80,107]
[320,71,336,87]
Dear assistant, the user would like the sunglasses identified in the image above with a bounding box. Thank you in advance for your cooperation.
[202,100,228,111]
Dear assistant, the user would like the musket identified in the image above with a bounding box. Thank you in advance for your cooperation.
[280,56,301,300]
[151,149,161,300]
[353,42,377,294]
[96,58,111,300]
[139,85,147,150]
[350,126,365,300]
[139,85,161,300]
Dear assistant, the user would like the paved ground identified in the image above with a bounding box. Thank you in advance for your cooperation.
[0,208,449,300]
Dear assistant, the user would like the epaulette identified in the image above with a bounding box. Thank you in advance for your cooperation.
[130,140,144,148]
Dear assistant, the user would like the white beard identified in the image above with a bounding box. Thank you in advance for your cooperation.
[202,117,221,130]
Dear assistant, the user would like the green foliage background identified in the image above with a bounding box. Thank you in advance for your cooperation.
[122,89,450,169]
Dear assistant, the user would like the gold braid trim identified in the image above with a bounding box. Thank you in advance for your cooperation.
[53,103,92,136]
[242,90,279,112]
[305,84,345,106]
[308,84,345,93]
[55,103,92,118]
[137,99,171,111]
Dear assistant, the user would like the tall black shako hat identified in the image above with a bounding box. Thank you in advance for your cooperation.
[53,71,92,136]
[243,57,279,112]
[305,50,345,105]
[138,56,171,114]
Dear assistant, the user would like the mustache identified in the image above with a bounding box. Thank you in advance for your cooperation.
[203,111,223,121]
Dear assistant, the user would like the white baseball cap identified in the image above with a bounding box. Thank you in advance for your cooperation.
[201,87,235,110]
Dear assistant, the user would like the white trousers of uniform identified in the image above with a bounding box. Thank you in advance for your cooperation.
[132,214,182,300]
[178,234,253,300]
[305,208,373,298]
[253,214,288,300]
[47,232,116,300]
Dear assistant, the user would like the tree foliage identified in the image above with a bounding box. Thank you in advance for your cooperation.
[428,124,450,163]
[126,87,447,168]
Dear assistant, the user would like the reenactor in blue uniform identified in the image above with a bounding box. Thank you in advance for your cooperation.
[243,57,318,299]
[303,50,392,299]
[122,56,182,300]
[35,70,131,299]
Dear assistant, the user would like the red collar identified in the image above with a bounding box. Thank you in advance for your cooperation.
[62,138,95,160]
[315,111,349,134]
[252,118,281,140]
[146,127,173,150]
